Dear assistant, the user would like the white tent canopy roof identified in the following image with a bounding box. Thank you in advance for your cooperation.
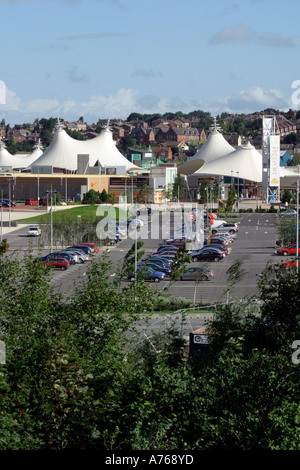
[193,141,263,183]
[29,120,138,172]
[0,141,26,169]
[177,120,235,175]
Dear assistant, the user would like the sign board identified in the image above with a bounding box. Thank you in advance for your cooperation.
[269,134,280,187]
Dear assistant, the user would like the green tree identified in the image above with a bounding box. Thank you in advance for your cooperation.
[225,188,236,212]
[172,175,185,201]
[281,189,292,204]
[83,189,100,204]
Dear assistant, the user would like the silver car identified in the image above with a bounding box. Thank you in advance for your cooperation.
[27,225,41,236]
[279,209,297,218]
[180,267,215,281]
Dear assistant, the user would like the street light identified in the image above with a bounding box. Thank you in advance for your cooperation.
[45,185,58,253]
[236,171,239,212]
[296,179,299,274]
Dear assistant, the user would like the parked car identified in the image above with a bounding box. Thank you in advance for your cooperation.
[139,260,171,276]
[66,248,89,262]
[128,266,166,282]
[41,257,70,270]
[275,244,300,256]
[25,198,38,205]
[56,252,76,265]
[211,225,237,235]
[39,198,47,206]
[216,223,239,233]
[147,256,172,267]
[280,258,299,269]
[0,199,16,207]
[27,225,41,236]
[152,249,180,257]
[164,237,188,245]
[180,267,215,281]
[279,209,297,218]
[156,244,180,252]
[204,242,228,255]
[71,244,93,255]
[190,247,225,262]
[204,237,229,246]
[211,229,236,239]
[79,242,99,253]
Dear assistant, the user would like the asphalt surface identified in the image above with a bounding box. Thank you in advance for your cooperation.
[2,208,282,340]
[3,210,279,304]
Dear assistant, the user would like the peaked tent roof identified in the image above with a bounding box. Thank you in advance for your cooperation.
[29,120,138,172]
[0,141,25,169]
[177,119,235,175]
[193,141,262,182]
[13,140,44,169]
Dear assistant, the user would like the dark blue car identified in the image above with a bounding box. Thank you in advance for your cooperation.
[139,261,171,276]
[128,266,166,282]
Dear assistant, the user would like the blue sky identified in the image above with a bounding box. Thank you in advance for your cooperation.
[0,0,300,125]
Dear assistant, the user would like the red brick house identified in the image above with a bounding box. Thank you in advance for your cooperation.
[131,127,155,146]
[154,126,199,143]
[152,145,173,161]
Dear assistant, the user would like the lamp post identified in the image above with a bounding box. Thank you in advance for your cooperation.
[236,171,239,212]
[45,185,58,253]
[296,179,299,274]
[0,189,3,243]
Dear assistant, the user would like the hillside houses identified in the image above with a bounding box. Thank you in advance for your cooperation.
[1,110,299,167]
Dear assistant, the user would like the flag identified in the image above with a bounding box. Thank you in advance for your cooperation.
[219,199,225,209]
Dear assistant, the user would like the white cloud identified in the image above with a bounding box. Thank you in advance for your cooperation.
[209,24,255,45]
[67,66,90,84]
[210,86,289,114]
[0,85,293,127]
[209,23,297,48]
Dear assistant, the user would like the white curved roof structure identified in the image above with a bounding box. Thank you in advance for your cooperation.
[178,119,235,175]
[13,139,44,169]
[0,141,25,169]
[30,120,138,172]
[194,141,262,182]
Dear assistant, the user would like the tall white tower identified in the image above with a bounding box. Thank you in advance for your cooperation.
[262,115,280,203]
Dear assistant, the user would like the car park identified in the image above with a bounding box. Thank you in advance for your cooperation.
[27,225,41,236]
[180,267,215,281]
[128,266,166,282]
[189,247,226,262]
[275,244,300,256]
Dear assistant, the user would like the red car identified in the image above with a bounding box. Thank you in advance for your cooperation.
[25,198,38,205]
[280,258,299,269]
[79,242,99,253]
[275,244,300,256]
[42,257,70,270]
